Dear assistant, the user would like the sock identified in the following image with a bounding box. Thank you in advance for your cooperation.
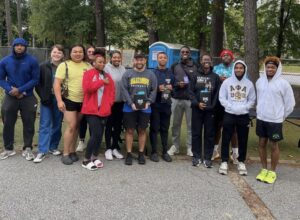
[214,145,219,151]
[232,147,239,154]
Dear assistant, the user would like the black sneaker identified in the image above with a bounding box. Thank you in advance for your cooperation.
[150,153,159,162]
[162,153,172,162]
[192,157,201,167]
[69,152,79,162]
[61,155,73,165]
[204,160,213,168]
[138,152,146,165]
[125,153,133,165]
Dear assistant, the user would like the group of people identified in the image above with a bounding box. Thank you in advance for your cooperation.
[0,38,295,184]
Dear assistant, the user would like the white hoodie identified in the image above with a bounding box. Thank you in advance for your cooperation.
[219,60,256,115]
[256,61,295,123]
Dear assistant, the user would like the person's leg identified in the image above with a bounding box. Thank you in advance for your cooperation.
[236,115,250,162]
[38,104,52,153]
[221,113,235,162]
[19,96,37,150]
[258,137,268,169]
[191,107,202,159]
[149,106,160,154]
[104,113,113,150]
[184,100,192,154]
[171,99,184,151]
[270,141,279,171]
[203,111,215,161]
[63,111,81,155]
[49,100,63,151]
[160,109,171,154]
[123,112,137,153]
[2,95,19,150]
[138,128,147,152]
[125,128,134,153]
[137,112,150,153]
[79,116,87,141]
[111,102,124,150]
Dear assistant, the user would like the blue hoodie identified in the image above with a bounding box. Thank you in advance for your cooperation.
[0,38,39,96]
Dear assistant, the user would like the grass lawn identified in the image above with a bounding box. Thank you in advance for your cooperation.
[1,116,300,163]
[282,65,300,73]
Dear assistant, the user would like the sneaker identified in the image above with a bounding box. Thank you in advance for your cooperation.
[69,152,79,162]
[22,148,35,161]
[264,171,277,184]
[192,157,202,167]
[76,140,86,152]
[61,155,73,165]
[186,148,193,157]
[256,169,268,182]
[112,149,124,159]
[49,149,61,156]
[167,145,179,156]
[138,152,146,165]
[231,152,239,165]
[150,153,159,162]
[203,160,213,168]
[211,150,220,161]
[105,149,113,160]
[33,153,46,163]
[162,153,172,162]
[219,162,228,175]
[0,150,16,160]
[125,153,133,165]
[237,162,247,175]
[82,160,97,171]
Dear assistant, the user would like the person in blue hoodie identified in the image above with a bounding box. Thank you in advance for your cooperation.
[0,38,39,161]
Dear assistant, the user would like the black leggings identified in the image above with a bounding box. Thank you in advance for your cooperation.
[85,115,107,159]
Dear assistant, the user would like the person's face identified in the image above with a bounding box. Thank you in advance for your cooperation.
[87,47,95,61]
[70,46,84,63]
[234,63,245,78]
[134,58,146,70]
[94,56,105,71]
[157,53,168,67]
[265,63,277,78]
[51,47,64,63]
[180,48,190,60]
[200,55,212,69]
[14,44,26,54]
[111,53,122,67]
[222,53,232,65]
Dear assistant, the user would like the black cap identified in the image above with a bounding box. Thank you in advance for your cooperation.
[134,52,146,59]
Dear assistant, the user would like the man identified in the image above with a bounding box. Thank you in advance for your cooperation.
[104,50,126,160]
[167,46,197,157]
[190,54,220,168]
[212,49,239,164]
[255,56,295,184]
[121,52,157,165]
[218,60,256,175]
[0,38,39,160]
[149,52,174,162]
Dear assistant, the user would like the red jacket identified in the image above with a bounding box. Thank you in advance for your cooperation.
[81,68,115,117]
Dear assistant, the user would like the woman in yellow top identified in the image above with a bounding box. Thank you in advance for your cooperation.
[53,44,91,165]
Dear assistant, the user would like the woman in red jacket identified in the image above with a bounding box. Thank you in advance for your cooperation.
[81,52,115,170]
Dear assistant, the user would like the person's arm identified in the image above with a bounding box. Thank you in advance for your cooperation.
[206,75,221,111]
[120,72,133,106]
[148,72,158,104]
[82,70,105,94]
[53,77,65,112]
[18,58,40,94]
[283,81,295,119]
[0,59,13,93]
[246,83,256,111]
[189,74,198,108]
[218,81,231,110]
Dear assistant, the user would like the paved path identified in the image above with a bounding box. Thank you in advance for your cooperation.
[0,153,299,220]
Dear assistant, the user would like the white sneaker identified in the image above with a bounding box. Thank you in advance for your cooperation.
[49,149,61,156]
[167,145,179,156]
[105,149,113,160]
[22,148,35,161]
[211,150,220,161]
[186,148,193,157]
[0,150,16,160]
[76,140,86,152]
[33,153,46,163]
[237,162,247,176]
[219,162,228,175]
[112,149,124,159]
[231,152,239,165]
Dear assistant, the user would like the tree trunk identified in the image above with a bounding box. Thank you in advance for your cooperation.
[198,0,209,55]
[17,0,23,38]
[4,0,13,45]
[210,0,225,64]
[147,19,159,45]
[94,0,105,47]
[244,0,259,83]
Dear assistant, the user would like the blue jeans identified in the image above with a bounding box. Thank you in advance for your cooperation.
[38,98,63,153]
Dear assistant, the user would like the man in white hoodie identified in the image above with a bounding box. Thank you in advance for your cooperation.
[255,56,295,184]
[218,60,256,175]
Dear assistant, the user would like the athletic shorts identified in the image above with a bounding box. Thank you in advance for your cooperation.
[123,111,150,130]
[256,119,283,142]
[63,98,82,112]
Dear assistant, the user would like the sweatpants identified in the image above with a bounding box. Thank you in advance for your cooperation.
[85,115,107,159]
[191,107,215,161]
[221,113,250,162]
[105,102,124,150]
[2,95,37,150]
[171,98,192,151]
[149,105,171,154]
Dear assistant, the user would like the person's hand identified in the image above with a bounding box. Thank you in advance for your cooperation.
[166,84,173,90]
[57,100,66,112]
[220,76,227,82]
[131,103,137,111]
[16,93,24,99]
[159,85,165,92]
[103,78,110,84]
[9,87,19,96]
[144,102,150,110]
[199,102,206,110]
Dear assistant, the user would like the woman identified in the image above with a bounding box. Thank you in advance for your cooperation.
[53,44,91,165]
[34,44,65,163]
[81,52,115,170]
